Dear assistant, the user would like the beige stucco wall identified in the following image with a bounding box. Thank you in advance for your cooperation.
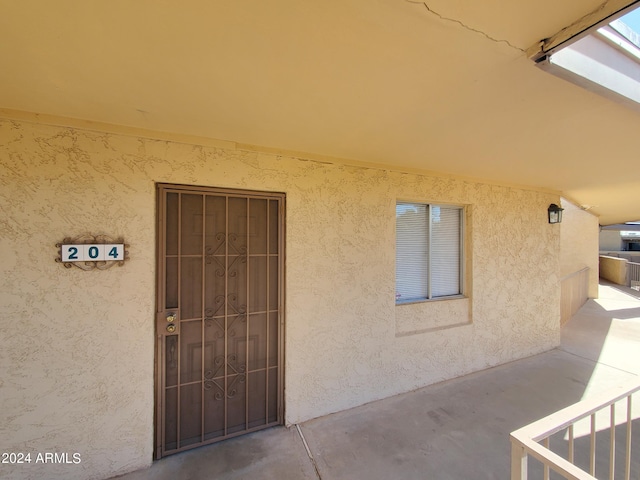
[599,256,628,285]
[0,118,561,480]
[560,198,599,298]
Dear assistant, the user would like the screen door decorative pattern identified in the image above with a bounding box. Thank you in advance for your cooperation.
[156,184,284,458]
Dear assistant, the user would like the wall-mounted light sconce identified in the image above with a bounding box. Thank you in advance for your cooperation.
[548,204,564,224]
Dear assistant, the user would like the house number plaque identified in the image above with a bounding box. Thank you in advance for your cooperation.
[56,234,129,270]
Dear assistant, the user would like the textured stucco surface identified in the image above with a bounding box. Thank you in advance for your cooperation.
[1,118,561,480]
[599,256,628,285]
[560,198,599,298]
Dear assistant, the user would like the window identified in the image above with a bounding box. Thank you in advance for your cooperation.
[396,202,463,303]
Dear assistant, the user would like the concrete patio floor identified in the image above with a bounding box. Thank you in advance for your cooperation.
[115,282,640,480]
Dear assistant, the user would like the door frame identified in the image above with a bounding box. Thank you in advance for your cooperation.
[154,182,286,459]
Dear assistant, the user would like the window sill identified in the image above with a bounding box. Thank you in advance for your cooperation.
[396,294,466,306]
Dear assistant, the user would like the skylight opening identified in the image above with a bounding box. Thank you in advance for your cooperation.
[532,3,640,112]
[612,7,640,47]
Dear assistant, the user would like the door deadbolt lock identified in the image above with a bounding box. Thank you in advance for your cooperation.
[166,313,177,322]
[166,323,176,333]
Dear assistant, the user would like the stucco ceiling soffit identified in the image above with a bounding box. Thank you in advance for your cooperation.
[404,0,525,53]
[1,0,640,225]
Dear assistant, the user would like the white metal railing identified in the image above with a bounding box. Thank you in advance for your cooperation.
[511,379,640,479]
[628,262,640,291]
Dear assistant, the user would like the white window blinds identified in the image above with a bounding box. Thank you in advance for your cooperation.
[396,203,428,302]
[431,206,461,297]
[396,202,462,303]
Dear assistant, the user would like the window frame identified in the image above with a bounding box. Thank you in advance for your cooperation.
[395,201,466,305]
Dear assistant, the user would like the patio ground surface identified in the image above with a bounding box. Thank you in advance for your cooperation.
[115,281,640,480]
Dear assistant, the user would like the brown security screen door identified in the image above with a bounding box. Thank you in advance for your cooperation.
[155,184,284,459]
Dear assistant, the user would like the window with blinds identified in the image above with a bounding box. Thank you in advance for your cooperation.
[396,202,463,303]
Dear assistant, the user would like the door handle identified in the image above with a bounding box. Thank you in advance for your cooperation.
[158,312,178,335]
